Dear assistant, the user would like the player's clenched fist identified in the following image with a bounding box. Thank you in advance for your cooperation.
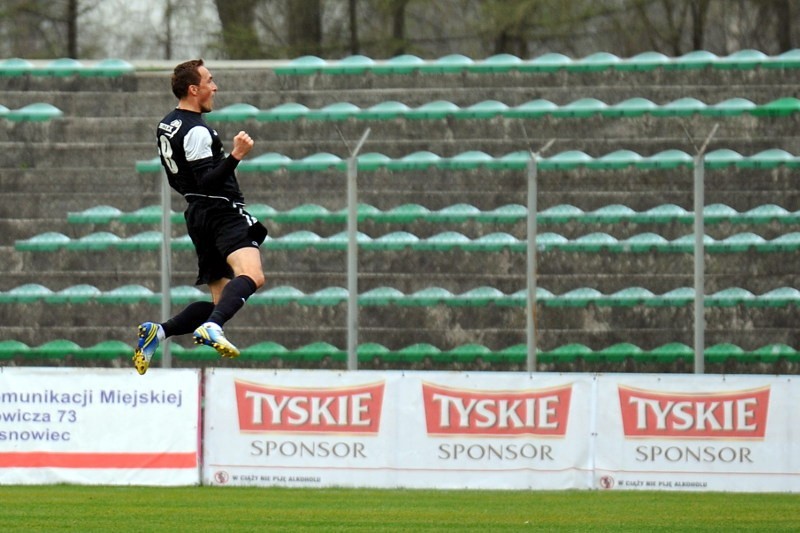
[231,131,254,160]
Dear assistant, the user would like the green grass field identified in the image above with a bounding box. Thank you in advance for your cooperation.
[0,486,798,532]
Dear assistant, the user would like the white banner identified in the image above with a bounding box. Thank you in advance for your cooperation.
[203,369,593,489]
[593,374,800,492]
[0,367,200,486]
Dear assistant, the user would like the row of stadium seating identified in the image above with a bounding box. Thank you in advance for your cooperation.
[0,102,62,121]
[3,282,799,308]
[67,202,800,225]
[16,229,800,253]
[206,97,800,122]
[274,50,800,75]
[136,148,800,173]
[0,57,134,77]
[3,53,799,368]
[1,339,796,365]
[2,50,798,79]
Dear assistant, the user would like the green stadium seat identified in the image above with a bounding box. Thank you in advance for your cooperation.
[372,54,425,75]
[452,286,506,306]
[136,157,162,172]
[444,150,495,169]
[551,98,608,118]
[617,51,671,71]
[521,52,572,72]
[360,101,412,120]
[708,287,755,307]
[78,340,131,361]
[751,343,798,363]
[322,54,375,75]
[67,205,124,224]
[299,287,348,306]
[765,49,800,68]
[6,102,63,122]
[306,101,361,121]
[406,100,460,120]
[444,343,492,363]
[0,340,29,359]
[250,285,305,305]
[715,49,768,70]
[623,233,671,253]
[507,99,559,118]
[365,231,419,251]
[568,52,621,72]
[604,97,658,117]
[544,343,592,362]
[16,232,71,251]
[667,50,719,70]
[359,287,405,306]
[241,152,293,171]
[207,103,260,121]
[386,150,442,170]
[30,339,81,357]
[597,342,643,362]
[293,341,345,362]
[81,58,134,77]
[740,148,799,168]
[749,287,800,308]
[540,150,594,170]
[273,55,327,75]
[95,284,157,305]
[419,53,474,74]
[457,100,510,119]
[750,97,800,117]
[648,342,693,363]
[47,284,102,304]
[0,284,52,303]
[37,58,85,76]
[376,203,431,223]
[468,53,523,73]
[0,57,34,76]
[703,97,756,117]
[257,102,310,122]
[591,149,643,169]
[651,97,707,117]
[638,149,693,169]
[240,341,289,362]
[287,152,344,171]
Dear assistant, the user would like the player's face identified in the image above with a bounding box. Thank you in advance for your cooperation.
[194,66,217,113]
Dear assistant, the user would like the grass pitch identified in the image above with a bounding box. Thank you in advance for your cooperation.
[0,486,798,532]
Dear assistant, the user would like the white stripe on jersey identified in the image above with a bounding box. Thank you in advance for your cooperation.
[183,125,213,161]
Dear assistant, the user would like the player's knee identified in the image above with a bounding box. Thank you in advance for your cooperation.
[248,271,266,289]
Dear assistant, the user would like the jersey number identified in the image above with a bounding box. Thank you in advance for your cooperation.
[158,134,178,173]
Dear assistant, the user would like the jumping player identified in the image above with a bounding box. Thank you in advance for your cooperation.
[133,59,267,375]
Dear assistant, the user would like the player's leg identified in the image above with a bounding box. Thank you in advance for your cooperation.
[193,247,264,358]
[133,300,216,375]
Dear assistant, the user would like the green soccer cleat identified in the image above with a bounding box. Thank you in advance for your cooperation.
[133,322,159,375]
[193,322,240,359]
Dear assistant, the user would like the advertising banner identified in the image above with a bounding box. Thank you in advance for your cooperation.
[593,374,800,492]
[203,369,593,489]
[0,367,200,485]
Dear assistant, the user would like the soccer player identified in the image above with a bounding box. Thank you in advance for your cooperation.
[133,59,267,375]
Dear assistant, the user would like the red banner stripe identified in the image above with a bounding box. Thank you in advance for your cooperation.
[0,452,197,469]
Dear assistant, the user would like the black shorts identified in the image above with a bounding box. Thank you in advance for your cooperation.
[184,200,268,285]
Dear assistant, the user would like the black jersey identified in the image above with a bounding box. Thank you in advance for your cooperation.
[156,108,244,204]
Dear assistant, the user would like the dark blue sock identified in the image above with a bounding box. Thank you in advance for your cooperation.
[161,301,215,338]
[207,275,258,327]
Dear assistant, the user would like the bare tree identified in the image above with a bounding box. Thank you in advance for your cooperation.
[288,0,323,56]
[215,0,262,58]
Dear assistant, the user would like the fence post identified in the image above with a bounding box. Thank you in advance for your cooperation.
[692,124,718,374]
[160,174,172,368]
[346,128,371,371]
